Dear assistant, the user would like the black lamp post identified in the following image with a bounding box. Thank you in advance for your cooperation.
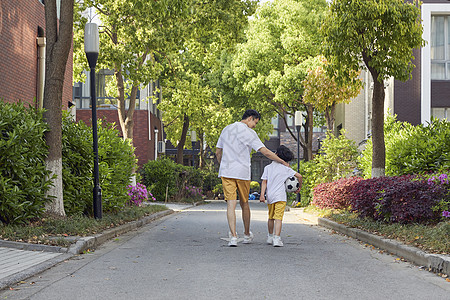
[191,130,197,168]
[85,22,102,219]
[294,111,303,207]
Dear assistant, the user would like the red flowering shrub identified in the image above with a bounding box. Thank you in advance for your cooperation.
[312,177,363,209]
[350,175,445,224]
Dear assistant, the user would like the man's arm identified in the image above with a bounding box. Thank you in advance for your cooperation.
[216,147,223,164]
[259,147,289,167]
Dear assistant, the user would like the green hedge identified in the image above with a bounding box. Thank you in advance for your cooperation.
[140,158,208,202]
[360,115,450,177]
[62,115,137,215]
[0,101,53,224]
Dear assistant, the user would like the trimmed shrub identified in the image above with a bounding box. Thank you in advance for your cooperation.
[350,175,446,224]
[62,113,92,215]
[312,177,362,209]
[313,130,359,185]
[62,116,136,215]
[0,101,52,224]
[141,158,179,201]
[140,158,205,202]
[360,115,450,177]
[97,119,137,211]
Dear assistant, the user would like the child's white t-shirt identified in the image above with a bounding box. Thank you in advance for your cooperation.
[261,161,296,204]
[216,122,265,180]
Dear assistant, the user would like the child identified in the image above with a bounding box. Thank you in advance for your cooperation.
[259,145,302,247]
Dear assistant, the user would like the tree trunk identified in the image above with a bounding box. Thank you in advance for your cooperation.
[325,104,336,135]
[177,114,189,165]
[115,68,136,142]
[43,0,74,217]
[199,132,205,169]
[305,104,314,161]
[371,79,386,178]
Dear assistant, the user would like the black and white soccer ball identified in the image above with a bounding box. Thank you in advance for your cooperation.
[285,176,299,193]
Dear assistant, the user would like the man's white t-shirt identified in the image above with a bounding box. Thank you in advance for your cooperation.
[261,161,296,204]
[216,121,265,180]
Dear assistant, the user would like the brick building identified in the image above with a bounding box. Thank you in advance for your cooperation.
[74,77,164,168]
[0,0,72,109]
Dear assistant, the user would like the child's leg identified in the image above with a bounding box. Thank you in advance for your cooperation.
[274,219,282,236]
[267,203,276,235]
[273,202,286,236]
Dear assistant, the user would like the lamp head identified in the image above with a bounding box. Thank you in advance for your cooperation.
[84,23,99,54]
[294,111,303,127]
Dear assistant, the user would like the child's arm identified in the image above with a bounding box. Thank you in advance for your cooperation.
[294,172,303,193]
[260,179,267,203]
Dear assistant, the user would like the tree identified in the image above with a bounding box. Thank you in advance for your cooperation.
[158,0,258,165]
[321,0,425,177]
[302,56,362,134]
[229,0,328,160]
[73,0,190,144]
[43,0,74,216]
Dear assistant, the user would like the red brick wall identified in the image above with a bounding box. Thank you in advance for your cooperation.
[77,109,163,168]
[0,1,72,108]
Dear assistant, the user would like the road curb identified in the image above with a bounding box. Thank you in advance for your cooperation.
[0,209,174,291]
[316,216,450,276]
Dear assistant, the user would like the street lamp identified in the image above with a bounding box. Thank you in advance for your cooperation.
[191,130,197,168]
[85,22,102,219]
[294,111,303,207]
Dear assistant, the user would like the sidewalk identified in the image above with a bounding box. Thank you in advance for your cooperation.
[0,206,180,290]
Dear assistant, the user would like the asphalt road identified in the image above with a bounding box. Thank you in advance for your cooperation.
[1,201,449,300]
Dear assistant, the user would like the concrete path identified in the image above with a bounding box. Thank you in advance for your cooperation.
[0,201,448,300]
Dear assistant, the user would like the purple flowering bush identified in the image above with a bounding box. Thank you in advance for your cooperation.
[127,183,156,206]
[185,185,204,200]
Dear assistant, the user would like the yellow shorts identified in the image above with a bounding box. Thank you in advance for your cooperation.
[221,177,250,202]
[268,201,286,220]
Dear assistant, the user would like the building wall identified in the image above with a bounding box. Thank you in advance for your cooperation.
[393,48,421,125]
[76,109,163,168]
[0,0,72,108]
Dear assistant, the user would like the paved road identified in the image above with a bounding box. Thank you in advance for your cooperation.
[0,201,448,300]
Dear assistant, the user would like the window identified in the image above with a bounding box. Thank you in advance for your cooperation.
[431,15,450,80]
[432,107,450,121]
[269,116,278,137]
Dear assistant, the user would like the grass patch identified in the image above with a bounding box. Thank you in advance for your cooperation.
[0,204,168,247]
[304,205,450,254]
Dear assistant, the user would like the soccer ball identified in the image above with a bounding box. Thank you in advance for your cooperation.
[285,176,299,193]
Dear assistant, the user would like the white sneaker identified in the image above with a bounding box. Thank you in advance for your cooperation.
[228,231,238,239]
[273,236,283,247]
[228,236,238,247]
[243,231,254,244]
[266,234,273,245]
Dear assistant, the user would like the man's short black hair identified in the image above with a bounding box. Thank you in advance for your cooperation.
[276,145,294,162]
[241,109,261,121]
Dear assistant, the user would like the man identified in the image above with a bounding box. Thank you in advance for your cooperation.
[216,109,289,247]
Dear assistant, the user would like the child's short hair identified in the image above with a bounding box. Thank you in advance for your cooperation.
[276,145,294,162]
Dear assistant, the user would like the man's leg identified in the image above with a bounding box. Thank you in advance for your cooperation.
[227,200,238,237]
[240,200,250,236]
[237,179,251,236]
[268,219,274,235]
[222,177,238,237]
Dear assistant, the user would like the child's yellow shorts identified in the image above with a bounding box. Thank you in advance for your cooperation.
[268,201,286,220]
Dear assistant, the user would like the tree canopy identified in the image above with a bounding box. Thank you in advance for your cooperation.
[228,0,328,159]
